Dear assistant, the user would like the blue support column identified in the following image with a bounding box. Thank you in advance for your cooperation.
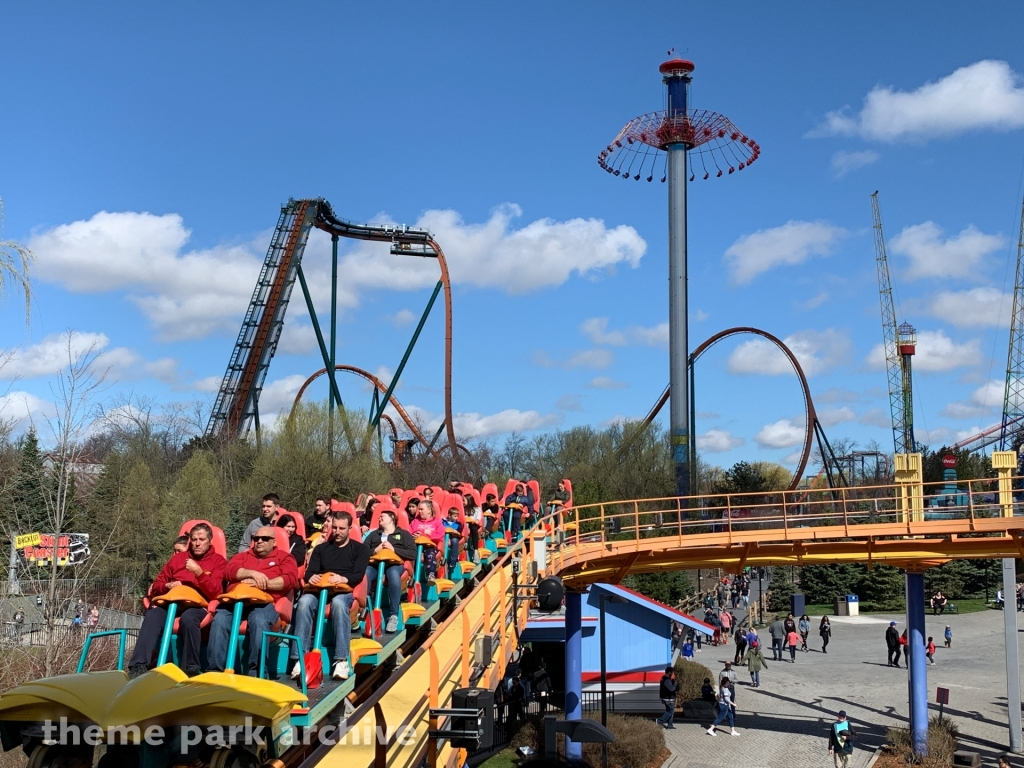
[564,591,583,761]
[906,571,928,756]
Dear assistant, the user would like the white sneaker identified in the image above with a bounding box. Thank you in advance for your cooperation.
[706,727,716,736]
[386,615,399,634]
[730,729,740,736]
[290,661,301,679]
[332,660,350,680]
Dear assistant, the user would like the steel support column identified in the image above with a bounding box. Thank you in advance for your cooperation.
[564,590,583,761]
[1004,557,1023,751]
[329,234,338,455]
[905,571,928,756]
[667,142,690,498]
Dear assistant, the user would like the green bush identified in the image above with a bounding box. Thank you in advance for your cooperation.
[673,660,713,703]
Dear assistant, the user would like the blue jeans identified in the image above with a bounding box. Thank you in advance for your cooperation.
[711,702,734,728]
[365,564,404,619]
[657,698,675,725]
[289,591,354,663]
[750,671,760,686]
[207,603,279,673]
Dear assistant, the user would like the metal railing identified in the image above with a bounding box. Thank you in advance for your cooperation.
[554,475,1024,552]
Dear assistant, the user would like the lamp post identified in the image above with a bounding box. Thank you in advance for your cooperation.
[758,568,764,625]
[599,592,628,768]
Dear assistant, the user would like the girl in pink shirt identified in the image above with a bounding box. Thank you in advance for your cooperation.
[410,501,444,582]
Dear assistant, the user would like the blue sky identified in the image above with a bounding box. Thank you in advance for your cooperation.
[3,2,1024,473]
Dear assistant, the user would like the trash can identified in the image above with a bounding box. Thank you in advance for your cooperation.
[834,596,849,616]
[790,593,806,618]
[846,594,859,617]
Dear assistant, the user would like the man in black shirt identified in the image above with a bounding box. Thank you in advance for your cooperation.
[289,511,370,681]
[305,496,331,541]
[656,666,677,729]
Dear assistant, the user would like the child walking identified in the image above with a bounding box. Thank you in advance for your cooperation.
[787,629,800,662]
[926,636,936,665]
[944,625,952,648]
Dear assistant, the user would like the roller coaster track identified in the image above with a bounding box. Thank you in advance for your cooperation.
[296,470,1024,768]
[205,199,457,454]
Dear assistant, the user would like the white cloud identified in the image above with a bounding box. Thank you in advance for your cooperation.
[276,322,317,355]
[865,330,982,372]
[695,309,709,321]
[192,375,223,393]
[755,419,805,449]
[585,376,628,390]
[818,387,860,404]
[859,408,892,429]
[390,309,416,328]
[831,150,879,177]
[556,394,583,412]
[728,328,851,377]
[534,349,613,370]
[0,391,53,426]
[258,374,308,419]
[809,60,1024,142]
[0,331,177,384]
[580,317,668,348]
[940,379,1003,419]
[0,332,108,379]
[800,291,830,311]
[890,222,1003,281]
[696,429,744,453]
[31,205,646,342]
[818,406,857,428]
[451,409,560,439]
[30,212,265,341]
[927,287,1012,328]
[724,221,847,284]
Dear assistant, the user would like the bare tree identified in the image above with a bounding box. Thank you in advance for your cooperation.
[0,197,34,327]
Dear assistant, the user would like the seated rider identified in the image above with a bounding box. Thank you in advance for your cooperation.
[363,509,417,634]
[289,511,370,681]
[503,484,531,538]
[463,494,482,562]
[410,501,445,583]
[481,494,500,536]
[172,535,189,554]
[276,513,307,567]
[207,526,298,674]
[550,480,571,514]
[442,508,463,570]
[304,496,331,542]
[128,523,227,678]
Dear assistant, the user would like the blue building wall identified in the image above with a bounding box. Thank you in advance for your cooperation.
[580,587,672,679]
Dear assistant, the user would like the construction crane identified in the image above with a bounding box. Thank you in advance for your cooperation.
[1000,194,1024,451]
[871,191,917,454]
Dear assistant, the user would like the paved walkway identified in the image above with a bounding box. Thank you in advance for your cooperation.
[663,608,1024,768]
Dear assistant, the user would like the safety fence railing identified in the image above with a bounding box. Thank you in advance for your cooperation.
[300,541,534,768]
[481,691,612,755]
[554,474,1024,554]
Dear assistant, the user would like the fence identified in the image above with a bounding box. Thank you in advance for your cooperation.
[484,690,612,753]
[1,622,139,650]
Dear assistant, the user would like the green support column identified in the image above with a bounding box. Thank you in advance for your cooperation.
[329,234,338,457]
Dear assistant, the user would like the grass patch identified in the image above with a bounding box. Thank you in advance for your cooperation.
[477,748,518,768]
[799,599,991,616]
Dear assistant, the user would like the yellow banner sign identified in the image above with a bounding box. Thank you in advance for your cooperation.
[15,533,42,549]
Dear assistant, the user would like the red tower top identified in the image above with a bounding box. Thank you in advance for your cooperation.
[659,59,695,75]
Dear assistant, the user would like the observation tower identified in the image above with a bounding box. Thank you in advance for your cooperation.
[600,56,759,496]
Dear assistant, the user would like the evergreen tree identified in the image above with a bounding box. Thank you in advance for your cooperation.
[798,564,862,605]
[10,429,48,534]
[225,495,248,554]
[156,451,228,554]
[622,570,694,605]
[857,564,905,611]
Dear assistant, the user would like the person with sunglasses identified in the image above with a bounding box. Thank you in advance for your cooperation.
[207,527,298,675]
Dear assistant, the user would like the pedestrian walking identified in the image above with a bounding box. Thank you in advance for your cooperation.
[769,618,786,661]
[926,636,936,665]
[886,621,901,667]
[798,614,811,651]
[707,680,739,736]
[819,616,832,653]
[733,626,748,664]
[827,710,855,768]
[741,583,750,608]
[745,640,767,688]
[656,666,677,729]
[899,629,908,668]
[786,629,800,662]
[719,661,738,706]
[944,625,952,648]
[719,609,732,644]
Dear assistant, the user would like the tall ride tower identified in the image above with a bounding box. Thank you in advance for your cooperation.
[897,322,917,452]
[599,57,759,496]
